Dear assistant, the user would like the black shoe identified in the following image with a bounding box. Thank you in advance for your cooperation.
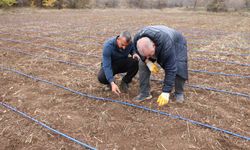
[133,94,153,103]
[120,80,129,93]
[175,93,185,103]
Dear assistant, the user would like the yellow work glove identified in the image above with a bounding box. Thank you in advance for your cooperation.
[146,60,159,74]
[157,92,170,106]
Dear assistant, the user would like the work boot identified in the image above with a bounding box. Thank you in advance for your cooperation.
[133,94,152,103]
[120,80,129,93]
[175,93,185,103]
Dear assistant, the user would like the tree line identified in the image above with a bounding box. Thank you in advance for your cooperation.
[1,0,250,11]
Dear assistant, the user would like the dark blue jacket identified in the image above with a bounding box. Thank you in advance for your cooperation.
[134,25,188,93]
[102,36,135,83]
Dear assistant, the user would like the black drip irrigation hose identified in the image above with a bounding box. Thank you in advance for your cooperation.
[2,47,250,98]
[150,78,250,99]
[191,58,250,67]
[2,47,250,79]
[1,66,249,141]
[1,38,250,67]
[1,36,250,57]
[0,38,99,58]
[191,49,250,57]
[1,31,250,51]
[0,102,97,150]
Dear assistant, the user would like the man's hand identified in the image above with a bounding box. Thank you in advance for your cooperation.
[111,82,121,96]
[146,60,159,74]
[157,92,170,106]
[132,53,140,61]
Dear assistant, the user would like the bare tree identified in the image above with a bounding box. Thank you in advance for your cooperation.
[55,0,62,9]
[156,0,167,9]
[246,0,250,9]
[207,0,227,12]
[193,0,197,10]
[127,0,144,8]
[225,0,245,11]
[36,0,43,7]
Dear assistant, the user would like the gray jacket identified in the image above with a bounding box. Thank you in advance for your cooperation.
[134,25,188,92]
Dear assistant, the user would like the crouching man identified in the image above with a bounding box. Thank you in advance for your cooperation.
[98,31,140,95]
[133,25,188,106]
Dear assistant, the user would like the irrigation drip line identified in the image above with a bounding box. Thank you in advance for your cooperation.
[3,47,250,79]
[188,69,250,78]
[0,38,99,58]
[191,58,250,67]
[191,50,250,57]
[2,47,93,69]
[150,78,250,99]
[1,35,250,57]
[0,32,100,46]
[187,84,250,98]
[2,47,250,98]
[179,28,250,37]
[188,41,250,51]
[43,45,99,58]
[3,24,250,37]
[2,38,250,96]
[2,28,250,48]
[1,66,249,141]
[1,37,250,67]
[0,102,96,150]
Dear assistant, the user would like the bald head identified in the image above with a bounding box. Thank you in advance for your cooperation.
[137,37,155,58]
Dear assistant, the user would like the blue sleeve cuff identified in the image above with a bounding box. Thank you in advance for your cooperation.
[108,78,114,83]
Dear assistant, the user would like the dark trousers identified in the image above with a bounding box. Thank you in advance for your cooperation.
[98,57,139,85]
[138,60,186,95]
[174,75,186,94]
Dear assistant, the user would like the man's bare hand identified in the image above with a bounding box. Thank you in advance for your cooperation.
[132,53,140,61]
[111,82,121,96]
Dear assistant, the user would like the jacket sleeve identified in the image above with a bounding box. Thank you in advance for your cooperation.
[133,33,139,53]
[102,43,114,83]
[162,47,177,93]
[129,43,136,56]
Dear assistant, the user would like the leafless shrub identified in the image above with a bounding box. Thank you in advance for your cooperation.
[8,0,250,10]
[225,0,246,11]
[207,0,227,12]
[63,0,90,8]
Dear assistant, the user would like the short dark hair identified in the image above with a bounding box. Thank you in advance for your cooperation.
[120,31,131,43]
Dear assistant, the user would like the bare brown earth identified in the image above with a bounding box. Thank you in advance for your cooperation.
[0,8,250,150]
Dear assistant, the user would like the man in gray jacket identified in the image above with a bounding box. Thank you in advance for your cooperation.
[133,25,188,106]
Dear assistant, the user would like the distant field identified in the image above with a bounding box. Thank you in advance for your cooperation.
[0,8,249,149]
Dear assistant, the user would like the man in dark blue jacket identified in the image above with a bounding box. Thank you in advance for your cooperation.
[98,31,140,95]
[133,25,188,106]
